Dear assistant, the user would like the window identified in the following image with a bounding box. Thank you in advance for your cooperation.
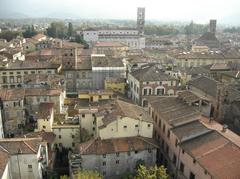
[135,124,138,128]
[102,161,106,166]
[116,160,119,164]
[72,143,75,147]
[28,165,32,171]
[2,76,7,83]
[147,124,151,128]
[193,159,196,164]
[82,114,85,118]
[43,125,46,129]
[135,150,138,154]
[163,124,165,133]
[182,149,185,154]
[180,162,184,173]
[92,127,95,131]
[149,88,152,95]
[58,129,61,132]
[127,151,131,156]
[148,149,152,153]
[143,88,147,95]
[59,135,61,139]
[123,125,127,129]
[72,135,75,138]
[10,76,14,83]
[158,119,161,128]
[157,88,164,95]
[103,154,106,158]
[116,152,119,157]
[103,171,106,176]
[190,172,195,179]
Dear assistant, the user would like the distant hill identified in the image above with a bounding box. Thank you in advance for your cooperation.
[0,11,29,19]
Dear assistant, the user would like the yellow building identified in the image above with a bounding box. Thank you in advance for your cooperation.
[191,45,209,53]
[104,77,125,94]
[78,90,113,102]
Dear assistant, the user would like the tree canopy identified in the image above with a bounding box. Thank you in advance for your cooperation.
[23,25,37,38]
[68,22,74,37]
[144,25,179,36]
[134,165,169,179]
[224,26,240,33]
[0,30,22,41]
[46,22,67,38]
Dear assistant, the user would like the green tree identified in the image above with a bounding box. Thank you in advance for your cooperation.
[224,26,240,33]
[184,21,208,35]
[68,22,74,37]
[144,25,179,36]
[0,30,22,41]
[75,35,89,49]
[60,175,70,179]
[47,22,67,38]
[134,165,168,179]
[73,170,102,179]
[135,159,145,169]
[23,25,37,38]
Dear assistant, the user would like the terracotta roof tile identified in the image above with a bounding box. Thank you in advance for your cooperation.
[78,137,158,155]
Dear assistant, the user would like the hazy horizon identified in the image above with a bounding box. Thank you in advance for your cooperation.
[0,0,240,25]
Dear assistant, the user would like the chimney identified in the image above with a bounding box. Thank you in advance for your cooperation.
[222,124,228,132]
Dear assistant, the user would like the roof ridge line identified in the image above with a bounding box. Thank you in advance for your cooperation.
[137,136,159,148]
[0,145,9,154]
[80,138,97,154]
[23,140,37,154]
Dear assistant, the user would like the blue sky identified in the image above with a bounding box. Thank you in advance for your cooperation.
[0,0,240,24]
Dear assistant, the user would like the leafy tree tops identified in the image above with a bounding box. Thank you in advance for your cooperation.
[134,165,169,179]
[23,25,37,38]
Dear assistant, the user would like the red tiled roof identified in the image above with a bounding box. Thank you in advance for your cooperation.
[24,131,56,144]
[0,138,41,154]
[78,137,158,155]
[199,143,240,178]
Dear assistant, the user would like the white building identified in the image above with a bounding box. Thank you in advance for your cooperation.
[83,28,145,49]
[76,137,158,178]
[0,138,48,179]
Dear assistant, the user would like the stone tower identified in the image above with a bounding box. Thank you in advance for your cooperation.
[210,19,217,34]
[137,7,145,35]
